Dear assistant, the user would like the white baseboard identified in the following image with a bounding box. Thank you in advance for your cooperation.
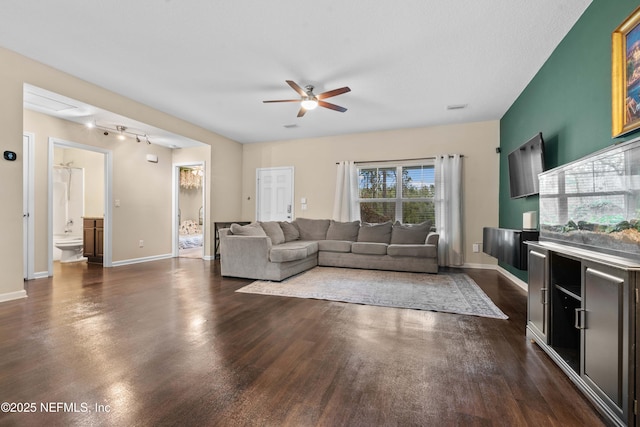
[33,271,49,279]
[0,289,27,303]
[203,255,214,261]
[460,263,528,291]
[496,266,528,291]
[111,253,173,267]
[462,262,497,270]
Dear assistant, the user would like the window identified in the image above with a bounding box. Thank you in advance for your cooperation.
[357,161,435,224]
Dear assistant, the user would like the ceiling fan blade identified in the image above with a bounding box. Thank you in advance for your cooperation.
[286,80,307,97]
[263,99,300,103]
[318,100,347,112]
[297,107,307,117]
[317,86,351,99]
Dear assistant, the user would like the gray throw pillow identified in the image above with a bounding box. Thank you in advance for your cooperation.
[390,221,431,244]
[279,221,300,242]
[357,221,392,243]
[260,221,285,245]
[230,222,266,237]
[294,218,331,240]
[326,220,360,241]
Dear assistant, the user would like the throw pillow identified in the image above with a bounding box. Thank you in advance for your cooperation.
[260,221,285,245]
[294,218,331,240]
[326,220,360,241]
[390,221,432,244]
[279,221,300,242]
[230,222,266,237]
[357,221,392,244]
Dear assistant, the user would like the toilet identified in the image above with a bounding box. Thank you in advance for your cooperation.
[54,236,86,263]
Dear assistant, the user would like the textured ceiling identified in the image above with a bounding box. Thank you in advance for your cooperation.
[1,1,591,144]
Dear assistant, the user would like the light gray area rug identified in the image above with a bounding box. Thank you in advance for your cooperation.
[237,267,508,319]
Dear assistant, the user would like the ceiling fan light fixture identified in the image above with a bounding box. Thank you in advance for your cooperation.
[301,98,318,110]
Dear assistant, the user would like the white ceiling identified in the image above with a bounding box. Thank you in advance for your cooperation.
[2,1,591,145]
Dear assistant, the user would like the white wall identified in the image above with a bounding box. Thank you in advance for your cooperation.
[242,120,500,267]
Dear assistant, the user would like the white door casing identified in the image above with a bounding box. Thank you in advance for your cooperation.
[23,133,35,280]
[256,167,294,222]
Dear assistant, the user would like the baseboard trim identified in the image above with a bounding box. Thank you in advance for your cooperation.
[33,271,49,279]
[203,255,214,261]
[0,290,27,303]
[496,266,528,291]
[462,262,497,270]
[112,253,173,267]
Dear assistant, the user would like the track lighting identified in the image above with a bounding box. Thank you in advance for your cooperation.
[91,123,153,146]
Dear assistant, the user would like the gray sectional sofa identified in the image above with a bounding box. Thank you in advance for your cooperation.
[220,218,439,281]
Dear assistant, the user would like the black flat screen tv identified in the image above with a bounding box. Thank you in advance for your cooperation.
[508,132,545,199]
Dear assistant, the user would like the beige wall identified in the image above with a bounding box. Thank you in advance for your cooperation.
[54,146,105,218]
[242,120,500,267]
[0,47,242,300]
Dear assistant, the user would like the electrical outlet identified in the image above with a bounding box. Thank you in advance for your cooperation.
[472,243,480,253]
[139,240,144,248]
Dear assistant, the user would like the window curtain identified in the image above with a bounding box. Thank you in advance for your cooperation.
[435,154,463,267]
[333,161,360,221]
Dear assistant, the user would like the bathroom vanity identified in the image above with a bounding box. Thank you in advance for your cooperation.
[83,217,103,264]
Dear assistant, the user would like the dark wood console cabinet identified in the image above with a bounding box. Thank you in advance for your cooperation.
[526,241,638,426]
[83,217,103,264]
[482,227,539,270]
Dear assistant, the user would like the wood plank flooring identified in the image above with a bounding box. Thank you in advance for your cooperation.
[0,260,606,426]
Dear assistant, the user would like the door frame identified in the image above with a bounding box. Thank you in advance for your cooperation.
[172,162,206,258]
[23,133,35,280]
[48,137,113,275]
[255,166,295,222]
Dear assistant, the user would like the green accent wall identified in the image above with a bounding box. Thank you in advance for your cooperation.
[499,0,640,281]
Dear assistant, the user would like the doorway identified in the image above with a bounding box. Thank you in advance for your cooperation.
[256,166,294,222]
[173,162,205,259]
[48,137,112,275]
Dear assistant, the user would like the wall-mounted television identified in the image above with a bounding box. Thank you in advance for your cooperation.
[508,132,546,199]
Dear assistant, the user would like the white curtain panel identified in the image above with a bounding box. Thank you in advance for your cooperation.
[332,161,360,221]
[435,154,464,267]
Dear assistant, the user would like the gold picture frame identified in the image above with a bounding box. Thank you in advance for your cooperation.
[612,6,640,137]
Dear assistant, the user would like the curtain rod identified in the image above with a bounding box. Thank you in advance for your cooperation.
[336,155,464,165]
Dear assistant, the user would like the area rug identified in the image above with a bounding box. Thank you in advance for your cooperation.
[236,267,508,319]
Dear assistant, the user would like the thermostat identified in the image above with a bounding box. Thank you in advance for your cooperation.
[3,151,16,161]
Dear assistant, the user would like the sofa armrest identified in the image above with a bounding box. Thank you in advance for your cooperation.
[220,234,273,277]
[426,232,439,247]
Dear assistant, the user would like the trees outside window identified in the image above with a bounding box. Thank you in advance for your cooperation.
[357,163,435,224]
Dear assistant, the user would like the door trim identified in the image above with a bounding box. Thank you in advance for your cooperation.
[172,162,206,259]
[48,137,113,275]
[23,133,35,280]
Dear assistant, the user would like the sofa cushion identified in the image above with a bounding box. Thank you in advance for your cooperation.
[269,241,319,263]
[260,221,285,245]
[295,218,330,240]
[326,220,360,241]
[279,221,300,242]
[351,242,388,255]
[357,221,392,243]
[230,222,266,237]
[318,240,352,253]
[387,244,437,258]
[390,221,432,244]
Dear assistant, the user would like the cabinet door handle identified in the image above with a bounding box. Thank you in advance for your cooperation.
[574,308,586,330]
[540,288,547,305]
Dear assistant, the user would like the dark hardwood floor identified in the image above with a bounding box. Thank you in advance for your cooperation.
[0,260,606,426]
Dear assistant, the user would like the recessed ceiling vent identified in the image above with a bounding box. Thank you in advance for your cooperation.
[24,91,78,112]
[283,124,299,129]
[446,104,468,110]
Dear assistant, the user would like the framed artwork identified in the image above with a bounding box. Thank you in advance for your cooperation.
[612,6,640,137]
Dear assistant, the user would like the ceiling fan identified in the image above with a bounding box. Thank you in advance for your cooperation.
[263,80,351,117]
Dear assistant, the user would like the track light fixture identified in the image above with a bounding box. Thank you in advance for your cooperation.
[88,121,154,145]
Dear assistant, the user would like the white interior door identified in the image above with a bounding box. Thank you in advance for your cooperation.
[23,133,35,280]
[256,167,294,221]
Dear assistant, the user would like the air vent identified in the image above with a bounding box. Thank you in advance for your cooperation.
[24,91,78,112]
[283,124,298,129]
[446,104,468,110]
